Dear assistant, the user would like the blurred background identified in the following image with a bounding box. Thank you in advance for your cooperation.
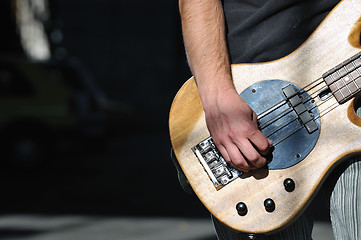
[0,0,334,239]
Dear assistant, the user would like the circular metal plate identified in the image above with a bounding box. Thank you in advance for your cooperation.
[240,80,321,169]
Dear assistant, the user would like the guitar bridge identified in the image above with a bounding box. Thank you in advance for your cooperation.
[192,137,242,189]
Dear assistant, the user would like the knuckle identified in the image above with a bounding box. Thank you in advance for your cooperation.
[253,157,266,168]
[246,126,258,137]
[232,159,246,169]
[247,152,260,162]
[228,130,238,141]
[258,141,269,152]
[245,150,266,168]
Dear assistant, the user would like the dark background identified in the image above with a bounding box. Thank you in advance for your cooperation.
[0,0,211,218]
[0,0,330,224]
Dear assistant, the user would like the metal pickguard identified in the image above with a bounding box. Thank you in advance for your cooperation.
[241,79,320,169]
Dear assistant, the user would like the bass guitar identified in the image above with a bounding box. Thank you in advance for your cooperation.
[169,0,361,235]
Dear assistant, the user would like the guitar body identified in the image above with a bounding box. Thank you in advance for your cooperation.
[169,0,361,235]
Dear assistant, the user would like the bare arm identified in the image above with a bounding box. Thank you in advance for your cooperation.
[179,0,272,171]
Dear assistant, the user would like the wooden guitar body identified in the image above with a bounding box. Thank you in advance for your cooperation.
[169,0,361,234]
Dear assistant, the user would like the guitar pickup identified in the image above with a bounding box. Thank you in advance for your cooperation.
[282,85,318,134]
[192,137,242,189]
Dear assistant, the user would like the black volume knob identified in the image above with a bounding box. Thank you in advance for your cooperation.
[284,178,295,192]
[236,202,248,216]
[264,198,275,212]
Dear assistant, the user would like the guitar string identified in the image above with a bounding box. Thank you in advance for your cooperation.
[257,61,360,125]
[265,72,361,145]
[271,102,339,146]
[258,81,327,130]
[256,52,361,123]
[256,78,325,130]
[259,83,329,132]
[261,72,361,141]
[256,77,324,120]
[226,55,361,159]
[262,95,332,139]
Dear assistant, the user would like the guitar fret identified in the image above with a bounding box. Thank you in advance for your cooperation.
[352,67,361,88]
[339,66,347,77]
[356,66,361,75]
[331,71,341,81]
[354,76,361,94]
[329,82,338,92]
[355,68,361,89]
[340,86,351,98]
[351,76,361,95]
[342,76,352,96]
[350,69,361,94]
[348,66,361,93]
[336,76,346,88]
[350,69,359,80]
[324,75,333,86]
[333,90,344,103]
[332,75,361,103]
[345,61,356,72]
[322,51,361,104]
[348,80,358,93]
[342,74,354,94]
[354,57,361,67]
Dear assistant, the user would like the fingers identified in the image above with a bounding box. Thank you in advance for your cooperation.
[203,92,272,172]
[222,141,257,171]
[248,129,272,156]
[235,139,266,169]
[251,111,273,155]
[215,128,272,172]
[216,138,265,172]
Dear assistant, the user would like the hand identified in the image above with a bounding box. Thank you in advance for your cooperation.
[203,87,272,172]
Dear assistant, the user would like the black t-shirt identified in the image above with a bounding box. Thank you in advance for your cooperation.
[222,0,341,63]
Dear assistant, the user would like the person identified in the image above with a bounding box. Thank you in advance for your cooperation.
[177,0,361,239]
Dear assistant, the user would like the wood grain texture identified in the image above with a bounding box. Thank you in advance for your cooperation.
[348,15,361,48]
[169,0,361,234]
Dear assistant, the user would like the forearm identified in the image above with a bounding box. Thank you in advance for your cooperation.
[179,0,235,111]
[179,0,271,171]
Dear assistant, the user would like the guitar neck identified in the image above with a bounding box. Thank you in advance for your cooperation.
[323,51,361,104]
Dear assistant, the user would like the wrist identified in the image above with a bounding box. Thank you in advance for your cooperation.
[198,78,238,113]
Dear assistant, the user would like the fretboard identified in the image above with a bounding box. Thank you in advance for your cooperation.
[323,51,361,104]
